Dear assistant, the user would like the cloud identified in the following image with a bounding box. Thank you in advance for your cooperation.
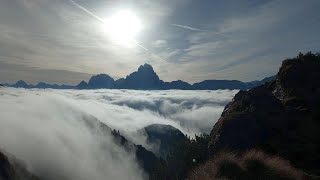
[171,24,204,31]
[67,89,237,136]
[1,0,320,84]
[0,0,171,84]
[152,40,167,48]
[0,61,92,85]
[161,0,320,82]
[0,88,145,180]
[0,87,237,179]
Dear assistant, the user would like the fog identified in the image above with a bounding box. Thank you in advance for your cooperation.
[0,87,237,180]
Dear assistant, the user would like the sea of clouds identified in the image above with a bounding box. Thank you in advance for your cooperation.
[0,87,237,180]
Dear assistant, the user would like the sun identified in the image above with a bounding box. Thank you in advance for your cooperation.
[105,10,143,46]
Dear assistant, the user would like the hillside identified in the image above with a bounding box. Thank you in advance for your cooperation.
[208,52,320,175]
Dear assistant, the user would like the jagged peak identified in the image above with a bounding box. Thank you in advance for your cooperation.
[78,80,88,85]
[90,74,113,79]
[15,80,27,85]
[89,74,114,84]
[79,80,87,84]
[138,63,154,72]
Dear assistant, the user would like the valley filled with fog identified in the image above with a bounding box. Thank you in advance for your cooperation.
[0,88,237,180]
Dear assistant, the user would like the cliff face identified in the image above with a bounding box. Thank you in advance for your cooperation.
[208,53,320,175]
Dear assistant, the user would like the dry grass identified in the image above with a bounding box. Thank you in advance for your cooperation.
[189,150,307,180]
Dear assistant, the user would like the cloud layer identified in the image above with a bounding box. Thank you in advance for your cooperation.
[0,87,237,179]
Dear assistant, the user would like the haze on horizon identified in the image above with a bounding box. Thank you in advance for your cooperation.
[0,0,320,85]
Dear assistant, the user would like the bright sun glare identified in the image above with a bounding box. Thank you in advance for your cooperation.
[105,10,142,46]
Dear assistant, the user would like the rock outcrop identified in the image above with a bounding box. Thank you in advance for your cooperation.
[208,52,320,175]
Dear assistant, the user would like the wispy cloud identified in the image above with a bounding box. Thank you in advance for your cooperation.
[152,40,167,48]
[171,24,205,31]
[68,0,105,23]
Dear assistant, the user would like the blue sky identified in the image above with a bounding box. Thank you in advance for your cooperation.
[0,0,320,85]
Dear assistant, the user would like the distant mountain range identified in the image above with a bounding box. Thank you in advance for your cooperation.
[2,64,275,90]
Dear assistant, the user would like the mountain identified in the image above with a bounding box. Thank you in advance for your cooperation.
[9,81,74,89]
[88,74,115,89]
[246,75,276,89]
[31,82,73,89]
[192,80,247,90]
[162,80,192,90]
[114,78,126,88]
[190,77,277,90]
[141,124,187,158]
[12,80,30,88]
[119,64,162,89]
[208,52,320,175]
[34,82,56,89]
[6,63,275,90]
[75,64,274,90]
[76,80,89,89]
[81,71,274,90]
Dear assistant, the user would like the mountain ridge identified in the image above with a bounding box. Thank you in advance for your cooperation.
[3,63,275,90]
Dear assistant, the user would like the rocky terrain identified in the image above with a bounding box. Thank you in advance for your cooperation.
[208,52,320,176]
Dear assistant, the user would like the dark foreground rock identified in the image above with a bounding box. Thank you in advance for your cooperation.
[208,52,320,175]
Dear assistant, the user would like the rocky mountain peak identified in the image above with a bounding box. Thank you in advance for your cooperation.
[124,63,161,89]
[13,80,29,88]
[88,74,115,89]
[138,63,154,73]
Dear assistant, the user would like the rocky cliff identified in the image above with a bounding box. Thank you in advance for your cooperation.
[208,52,320,175]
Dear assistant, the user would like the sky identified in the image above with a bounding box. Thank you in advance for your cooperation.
[0,0,320,85]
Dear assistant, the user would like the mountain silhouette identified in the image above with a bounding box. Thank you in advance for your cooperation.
[5,63,275,90]
[88,74,115,89]
[120,63,162,89]
[76,80,89,89]
[162,80,192,90]
[192,80,247,90]
[12,80,30,88]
